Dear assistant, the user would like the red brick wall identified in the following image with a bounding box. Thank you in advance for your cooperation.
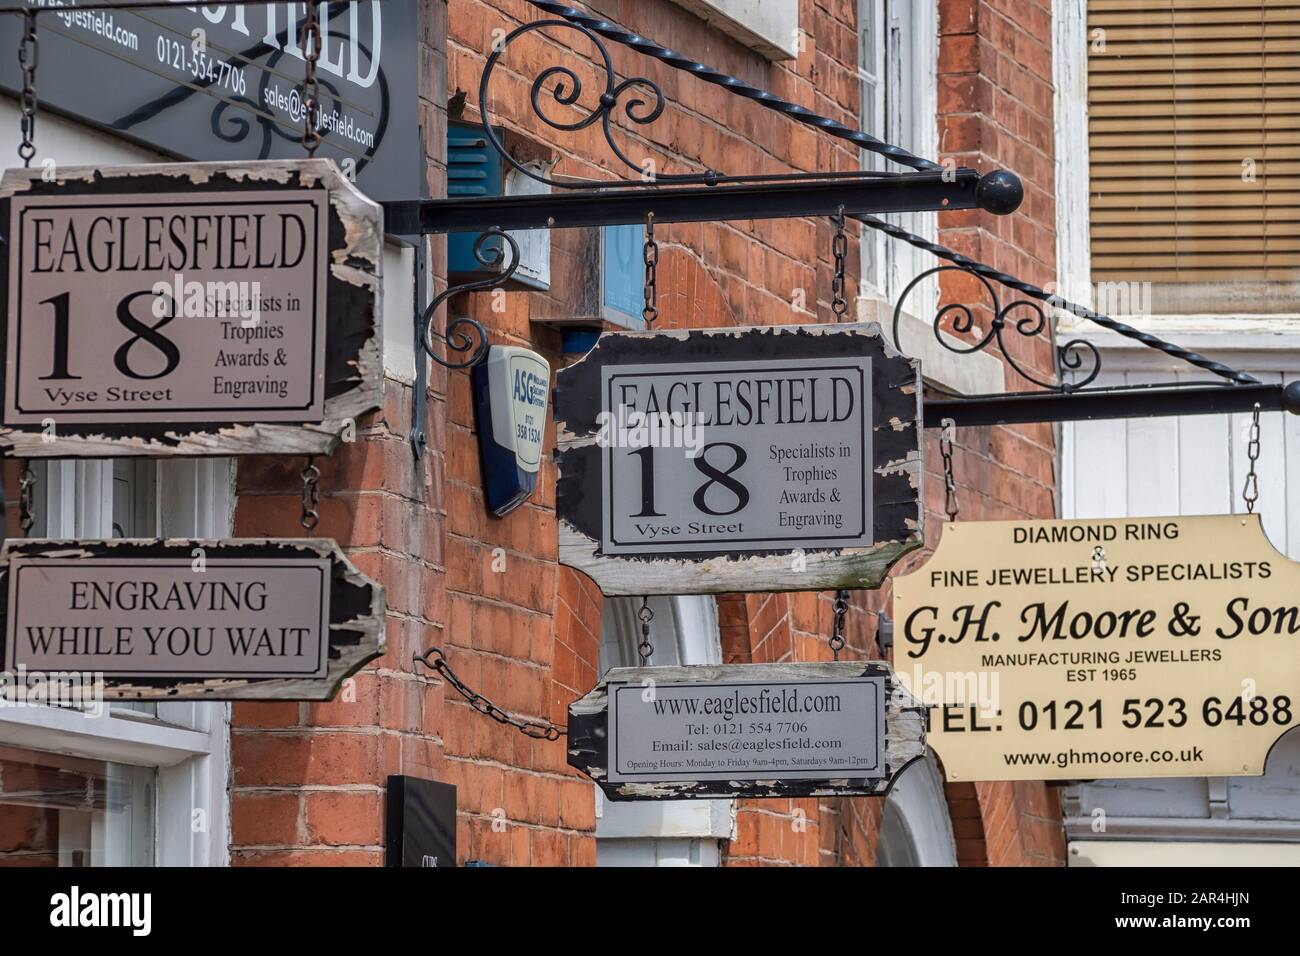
[228,0,457,866]
[929,0,1065,866]
[225,0,1066,868]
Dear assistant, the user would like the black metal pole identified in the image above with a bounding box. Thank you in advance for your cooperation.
[382,168,1012,235]
[924,382,1300,428]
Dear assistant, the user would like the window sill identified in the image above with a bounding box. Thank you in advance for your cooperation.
[595,788,736,840]
[0,704,212,768]
[664,0,799,60]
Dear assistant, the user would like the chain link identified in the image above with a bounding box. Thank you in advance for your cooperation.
[300,457,320,534]
[19,464,35,536]
[831,205,848,321]
[939,417,959,523]
[300,2,322,156]
[830,590,849,660]
[637,596,655,664]
[642,212,658,329]
[1242,403,1261,514]
[414,647,565,740]
[17,10,38,167]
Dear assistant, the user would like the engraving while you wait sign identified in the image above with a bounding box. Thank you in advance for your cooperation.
[893,515,1300,782]
[0,159,383,458]
[555,323,923,595]
[0,538,385,700]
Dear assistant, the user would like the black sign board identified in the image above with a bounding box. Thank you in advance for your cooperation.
[0,1,421,203]
[0,158,383,457]
[386,775,457,868]
[568,662,926,800]
[0,537,385,700]
[555,323,923,595]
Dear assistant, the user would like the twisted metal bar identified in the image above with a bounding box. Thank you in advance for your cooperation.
[862,214,1259,386]
[524,0,941,173]
[524,0,1258,388]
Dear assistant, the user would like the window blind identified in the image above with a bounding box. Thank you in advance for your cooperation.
[1088,0,1299,284]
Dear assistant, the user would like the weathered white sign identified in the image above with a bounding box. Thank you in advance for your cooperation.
[0,159,382,457]
[568,662,926,800]
[0,538,384,700]
[555,324,923,595]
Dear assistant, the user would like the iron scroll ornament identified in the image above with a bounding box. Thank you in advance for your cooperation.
[421,227,520,369]
[479,18,719,189]
[892,265,1101,396]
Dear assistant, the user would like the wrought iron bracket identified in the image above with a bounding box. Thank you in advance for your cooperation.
[893,264,1100,397]
[418,227,520,373]
[382,168,1020,235]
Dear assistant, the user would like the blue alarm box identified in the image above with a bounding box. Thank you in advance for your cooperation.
[472,345,551,517]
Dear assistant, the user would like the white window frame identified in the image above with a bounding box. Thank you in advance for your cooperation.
[858,0,938,309]
[0,106,233,867]
[857,1,1001,393]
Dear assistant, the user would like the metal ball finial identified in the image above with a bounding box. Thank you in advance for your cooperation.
[975,169,1024,216]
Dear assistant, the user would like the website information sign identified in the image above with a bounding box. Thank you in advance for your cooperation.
[568,662,926,800]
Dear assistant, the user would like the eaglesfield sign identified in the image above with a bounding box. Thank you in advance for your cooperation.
[894,514,1300,781]
[0,159,382,457]
[554,324,922,595]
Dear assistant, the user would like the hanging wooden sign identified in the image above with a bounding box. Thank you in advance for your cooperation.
[0,159,382,458]
[0,537,384,700]
[893,514,1300,782]
[567,661,926,800]
[554,323,923,595]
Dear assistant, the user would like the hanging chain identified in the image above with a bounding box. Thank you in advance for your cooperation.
[1242,403,1262,514]
[18,464,35,536]
[414,647,564,740]
[300,1,322,156]
[940,417,959,523]
[830,590,849,660]
[300,457,320,534]
[17,10,38,167]
[831,205,848,321]
[642,212,659,329]
[637,596,655,664]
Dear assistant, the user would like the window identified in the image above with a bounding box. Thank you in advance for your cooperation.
[858,0,939,320]
[0,460,235,867]
[1087,0,1297,313]
[602,224,647,330]
[0,747,154,867]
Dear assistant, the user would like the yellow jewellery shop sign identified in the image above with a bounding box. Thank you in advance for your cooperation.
[893,514,1300,782]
